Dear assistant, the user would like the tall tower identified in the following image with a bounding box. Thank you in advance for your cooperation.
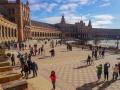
[26,0,29,6]
[17,0,24,42]
[17,0,21,4]
[88,20,92,29]
[61,15,66,24]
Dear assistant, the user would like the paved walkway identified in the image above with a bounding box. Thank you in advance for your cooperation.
[32,45,120,90]
[6,43,120,90]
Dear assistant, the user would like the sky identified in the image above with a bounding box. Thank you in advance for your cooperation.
[9,0,120,29]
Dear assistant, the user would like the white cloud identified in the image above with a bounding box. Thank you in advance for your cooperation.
[30,2,57,12]
[99,2,111,7]
[28,0,39,4]
[60,3,78,11]
[99,0,111,7]
[80,0,89,5]
[68,0,96,5]
[33,14,115,28]
[40,14,88,24]
[102,0,110,2]
[94,15,114,21]
[92,14,114,28]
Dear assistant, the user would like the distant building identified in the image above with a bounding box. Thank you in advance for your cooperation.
[30,20,62,40]
[55,15,120,40]
[0,0,120,43]
[55,15,92,40]
[0,0,61,43]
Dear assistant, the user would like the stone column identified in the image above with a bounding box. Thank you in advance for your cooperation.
[17,1,24,42]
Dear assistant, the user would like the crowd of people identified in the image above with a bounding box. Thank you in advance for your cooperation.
[6,39,120,90]
[91,47,105,60]
[96,62,120,81]
[86,46,105,65]
[17,52,38,79]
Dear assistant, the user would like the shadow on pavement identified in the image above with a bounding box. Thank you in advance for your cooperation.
[38,56,51,59]
[97,80,117,90]
[116,58,120,60]
[76,81,104,90]
[74,64,91,69]
[76,79,118,90]
[60,50,67,52]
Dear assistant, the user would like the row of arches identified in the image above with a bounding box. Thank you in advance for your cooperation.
[64,33,89,39]
[0,25,17,38]
[31,31,62,39]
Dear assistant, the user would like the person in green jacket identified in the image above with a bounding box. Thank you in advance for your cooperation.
[96,64,102,81]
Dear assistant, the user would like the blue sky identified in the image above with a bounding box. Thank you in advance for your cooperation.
[10,0,120,28]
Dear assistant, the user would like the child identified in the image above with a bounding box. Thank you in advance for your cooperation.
[50,71,56,90]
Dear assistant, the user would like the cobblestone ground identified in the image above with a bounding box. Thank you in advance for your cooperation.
[33,45,120,90]
[6,43,120,90]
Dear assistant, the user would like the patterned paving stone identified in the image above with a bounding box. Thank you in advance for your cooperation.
[38,46,120,90]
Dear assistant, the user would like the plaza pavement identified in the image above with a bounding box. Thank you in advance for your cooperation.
[6,43,120,90]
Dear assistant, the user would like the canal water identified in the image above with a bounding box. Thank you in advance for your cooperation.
[88,40,120,49]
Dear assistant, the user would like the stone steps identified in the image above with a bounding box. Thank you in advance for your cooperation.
[0,57,9,62]
[0,66,13,72]
[2,79,28,90]
[0,55,28,90]
[0,73,21,84]
[0,62,10,67]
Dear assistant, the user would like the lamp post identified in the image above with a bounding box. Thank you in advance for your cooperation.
[116,36,119,49]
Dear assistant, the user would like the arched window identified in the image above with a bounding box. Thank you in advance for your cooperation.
[2,26,4,37]
[0,26,1,37]
[8,28,11,37]
[14,29,17,37]
[11,29,14,37]
[5,27,7,37]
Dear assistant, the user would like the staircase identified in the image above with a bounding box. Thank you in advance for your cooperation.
[0,56,28,90]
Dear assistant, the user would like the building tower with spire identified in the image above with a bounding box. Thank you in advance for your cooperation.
[61,15,66,24]
[88,20,92,29]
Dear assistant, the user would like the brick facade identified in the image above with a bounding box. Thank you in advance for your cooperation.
[0,0,62,42]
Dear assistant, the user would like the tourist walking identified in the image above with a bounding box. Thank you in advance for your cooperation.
[30,47,33,56]
[87,55,91,65]
[118,62,120,77]
[92,49,95,58]
[104,63,110,81]
[11,54,15,66]
[38,48,41,55]
[24,64,29,79]
[50,71,56,90]
[27,59,32,74]
[24,52,28,63]
[113,64,119,80]
[67,43,69,51]
[102,48,105,58]
[96,64,102,81]
[21,64,25,77]
[49,48,55,57]
[95,49,98,60]
[31,62,38,77]
[41,45,44,55]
